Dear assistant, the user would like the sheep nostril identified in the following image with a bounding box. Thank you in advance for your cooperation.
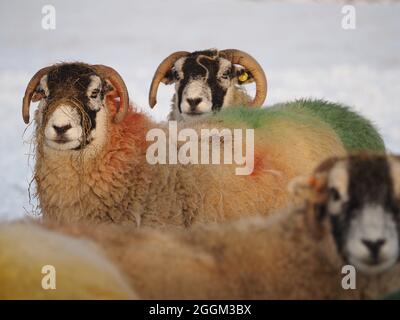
[187,98,203,111]
[53,124,72,135]
[362,239,386,260]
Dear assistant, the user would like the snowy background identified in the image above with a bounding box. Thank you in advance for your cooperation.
[0,0,399,219]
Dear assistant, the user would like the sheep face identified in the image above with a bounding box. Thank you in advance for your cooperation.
[34,64,112,152]
[149,49,268,120]
[164,50,254,119]
[292,155,400,275]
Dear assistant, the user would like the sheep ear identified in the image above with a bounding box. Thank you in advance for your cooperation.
[103,79,121,101]
[162,69,176,85]
[31,75,49,102]
[289,174,329,205]
[103,79,115,94]
[288,175,317,201]
[289,175,326,238]
[289,174,329,239]
[32,91,45,102]
[235,66,255,85]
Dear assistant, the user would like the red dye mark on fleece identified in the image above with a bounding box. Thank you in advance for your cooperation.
[250,151,264,177]
[104,97,152,172]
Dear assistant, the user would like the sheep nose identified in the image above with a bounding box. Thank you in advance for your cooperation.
[362,239,386,261]
[187,98,202,111]
[53,124,72,135]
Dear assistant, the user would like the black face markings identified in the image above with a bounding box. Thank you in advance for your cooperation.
[322,155,399,258]
[46,64,96,97]
[90,89,100,99]
[164,69,178,84]
[199,57,228,111]
[329,187,341,202]
[347,155,394,210]
[329,200,354,258]
[45,63,104,146]
[175,50,230,112]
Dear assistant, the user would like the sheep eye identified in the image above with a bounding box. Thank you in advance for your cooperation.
[39,89,47,98]
[221,71,230,80]
[32,89,47,101]
[90,89,100,99]
[173,70,180,80]
[329,187,341,201]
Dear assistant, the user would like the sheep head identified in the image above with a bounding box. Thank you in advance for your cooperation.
[149,49,267,119]
[22,62,129,152]
[290,154,400,275]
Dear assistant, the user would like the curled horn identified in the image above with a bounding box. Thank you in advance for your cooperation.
[219,49,267,107]
[92,65,129,123]
[22,66,53,124]
[148,51,190,108]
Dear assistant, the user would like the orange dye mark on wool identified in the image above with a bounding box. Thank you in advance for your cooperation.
[250,151,264,177]
[103,97,152,173]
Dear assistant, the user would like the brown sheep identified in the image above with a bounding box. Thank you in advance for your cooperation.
[3,154,399,299]
[23,62,362,228]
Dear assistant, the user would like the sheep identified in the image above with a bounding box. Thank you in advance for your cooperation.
[148,48,267,121]
[0,221,137,299]
[2,153,400,299]
[22,62,384,227]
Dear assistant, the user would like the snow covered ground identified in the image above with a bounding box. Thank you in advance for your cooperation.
[0,0,399,219]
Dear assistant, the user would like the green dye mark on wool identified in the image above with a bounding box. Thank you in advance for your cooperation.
[215,99,385,153]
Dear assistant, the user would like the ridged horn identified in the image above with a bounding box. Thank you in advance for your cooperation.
[22,66,53,124]
[148,51,190,108]
[219,49,267,107]
[92,64,129,123]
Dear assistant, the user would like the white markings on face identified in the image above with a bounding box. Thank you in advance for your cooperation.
[173,58,185,82]
[180,79,212,116]
[217,58,233,86]
[327,161,349,216]
[174,57,214,116]
[345,205,399,274]
[39,75,50,97]
[40,75,108,152]
[173,56,237,119]
[218,58,237,109]
[34,76,49,127]
[318,157,400,275]
[172,58,208,118]
[88,106,108,154]
[87,75,102,111]
[44,105,83,150]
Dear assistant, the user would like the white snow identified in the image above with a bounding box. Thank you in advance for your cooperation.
[0,0,399,219]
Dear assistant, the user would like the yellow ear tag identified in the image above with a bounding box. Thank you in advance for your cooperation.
[238,72,248,82]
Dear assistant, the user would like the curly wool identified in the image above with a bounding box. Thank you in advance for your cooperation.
[35,97,151,224]
[35,97,348,227]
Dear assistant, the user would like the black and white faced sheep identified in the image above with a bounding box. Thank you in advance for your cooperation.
[149,48,267,121]
[23,63,384,227]
[290,154,400,278]
[24,62,366,227]
[6,153,397,300]
[23,63,129,151]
